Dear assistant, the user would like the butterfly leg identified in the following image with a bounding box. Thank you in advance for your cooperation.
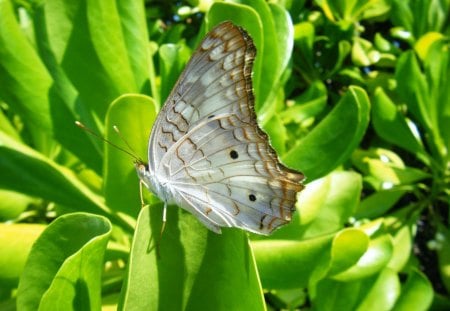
[139,179,147,207]
[160,201,167,237]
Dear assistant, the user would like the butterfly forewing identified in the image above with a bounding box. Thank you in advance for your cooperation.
[148,22,255,171]
[144,21,304,234]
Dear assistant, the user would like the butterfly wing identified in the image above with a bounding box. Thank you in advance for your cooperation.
[147,21,304,234]
[148,21,256,173]
[157,113,304,234]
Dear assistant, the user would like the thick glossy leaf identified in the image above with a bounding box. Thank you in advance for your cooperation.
[372,88,427,162]
[0,189,35,221]
[159,43,191,104]
[392,269,433,311]
[352,37,381,66]
[0,0,101,168]
[355,187,411,219]
[263,114,287,154]
[328,229,369,276]
[436,226,450,292]
[299,171,362,238]
[104,94,157,216]
[387,224,413,272]
[116,1,150,94]
[293,22,316,82]
[268,3,294,81]
[269,171,361,240]
[17,213,111,311]
[424,38,450,160]
[414,32,445,60]
[283,86,370,181]
[120,205,265,310]
[0,131,131,231]
[252,235,334,289]
[88,1,138,93]
[332,234,393,281]
[355,268,400,311]
[396,52,431,131]
[0,110,21,141]
[313,278,362,311]
[0,224,46,288]
[279,81,327,124]
[365,159,431,185]
[34,0,140,117]
[315,267,400,311]
[0,0,52,137]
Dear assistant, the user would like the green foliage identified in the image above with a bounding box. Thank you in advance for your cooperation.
[0,0,448,310]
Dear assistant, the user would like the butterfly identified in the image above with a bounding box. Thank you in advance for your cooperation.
[136,21,304,235]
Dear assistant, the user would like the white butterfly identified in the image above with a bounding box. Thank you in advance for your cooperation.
[136,21,304,235]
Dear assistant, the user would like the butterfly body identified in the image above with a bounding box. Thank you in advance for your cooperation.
[137,21,304,235]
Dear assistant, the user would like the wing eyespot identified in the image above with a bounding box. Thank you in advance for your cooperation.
[229,150,239,159]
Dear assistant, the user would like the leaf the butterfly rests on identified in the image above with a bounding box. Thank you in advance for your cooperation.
[136,21,304,235]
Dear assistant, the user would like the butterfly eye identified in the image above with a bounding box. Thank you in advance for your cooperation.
[138,163,147,172]
[229,150,239,159]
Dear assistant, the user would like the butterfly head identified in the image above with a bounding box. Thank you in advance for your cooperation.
[135,160,149,181]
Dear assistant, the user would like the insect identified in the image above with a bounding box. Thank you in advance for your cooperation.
[136,21,304,235]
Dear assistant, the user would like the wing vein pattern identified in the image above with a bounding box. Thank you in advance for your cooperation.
[143,21,304,234]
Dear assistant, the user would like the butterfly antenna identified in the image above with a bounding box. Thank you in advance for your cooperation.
[75,121,140,161]
[113,125,144,162]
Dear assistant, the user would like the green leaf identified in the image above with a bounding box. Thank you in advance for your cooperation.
[159,43,191,104]
[269,3,294,80]
[293,22,317,82]
[33,0,141,117]
[252,235,334,289]
[365,159,431,186]
[298,171,362,238]
[396,52,431,131]
[355,268,400,311]
[120,206,265,310]
[355,187,410,219]
[313,278,362,311]
[424,38,450,161]
[0,224,46,288]
[104,94,157,217]
[0,131,131,231]
[0,0,101,169]
[0,0,52,137]
[387,224,413,272]
[17,213,111,311]
[283,86,370,181]
[115,0,151,94]
[392,269,433,311]
[280,81,327,124]
[263,114,287,155]
[0,189,35,221]
[328,229,369,276]
[352,37,381,66]
[372,88,427,163]
[333,234,393,281]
